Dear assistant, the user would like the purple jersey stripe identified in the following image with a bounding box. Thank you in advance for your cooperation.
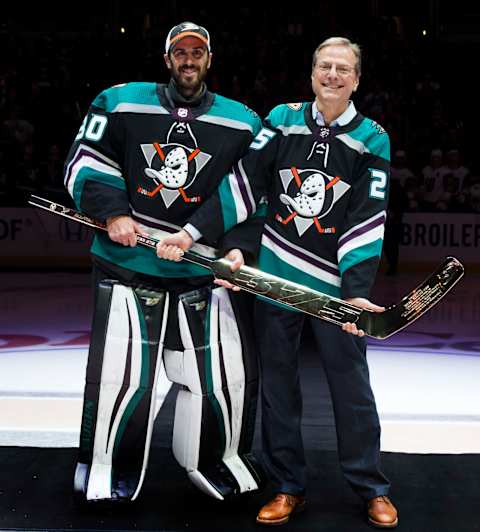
[65,147,120,188]
[232,163,255,215]
[338,213,386,247]
[264,225,339,277]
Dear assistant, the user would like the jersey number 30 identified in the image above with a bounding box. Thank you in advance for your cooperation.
[75,114,108,142]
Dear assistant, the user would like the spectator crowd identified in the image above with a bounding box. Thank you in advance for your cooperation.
[0,7,476,214]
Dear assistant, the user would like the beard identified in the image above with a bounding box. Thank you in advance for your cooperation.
[171,63,208,98]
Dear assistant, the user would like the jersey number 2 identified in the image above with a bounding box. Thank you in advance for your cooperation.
[369,169,387,200]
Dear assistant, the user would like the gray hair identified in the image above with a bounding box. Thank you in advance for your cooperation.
[312,37,361,76]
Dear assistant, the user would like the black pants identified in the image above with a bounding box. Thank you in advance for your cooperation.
[255,299,390,500]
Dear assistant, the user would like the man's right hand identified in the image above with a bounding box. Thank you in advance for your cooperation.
[106,215,145,247]
[156,229,194,262]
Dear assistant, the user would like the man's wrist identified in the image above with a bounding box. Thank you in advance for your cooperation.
[183,223,202,242]
[106,213,130,224]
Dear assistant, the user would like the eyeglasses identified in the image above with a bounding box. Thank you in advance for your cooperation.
[316,62,355,76]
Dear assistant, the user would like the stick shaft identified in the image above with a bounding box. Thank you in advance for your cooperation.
[28,195,464,339]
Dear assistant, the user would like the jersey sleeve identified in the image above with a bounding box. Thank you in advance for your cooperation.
[215,114,266,261]
[63,88,129,222]
[186,119,278,244]
[338,128,390,299]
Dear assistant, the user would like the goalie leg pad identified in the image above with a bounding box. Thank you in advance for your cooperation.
[166,286,265,499]
[75,281,171,503]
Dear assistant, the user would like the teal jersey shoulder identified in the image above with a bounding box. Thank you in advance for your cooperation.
[209,94,261,134]
[266,102,307,129]
[345,117,390,161]
[92,82,160,112]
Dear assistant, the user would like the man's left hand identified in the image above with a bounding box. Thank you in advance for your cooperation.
[156,229,193,261]
[342,297,385,337]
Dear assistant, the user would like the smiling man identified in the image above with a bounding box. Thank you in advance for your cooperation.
[157,37,398,528]
[164,22,212,98]
[311,40,360,122]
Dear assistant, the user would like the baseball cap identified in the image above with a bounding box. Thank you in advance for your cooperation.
[165,22,211,54]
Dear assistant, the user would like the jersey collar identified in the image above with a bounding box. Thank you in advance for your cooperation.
[312,100,357,127]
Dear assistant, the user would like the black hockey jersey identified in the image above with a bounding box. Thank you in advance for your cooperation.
[64,81,263,278]
[186,102,390,299]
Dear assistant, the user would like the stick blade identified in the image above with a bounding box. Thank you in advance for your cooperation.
[359,256,464,339]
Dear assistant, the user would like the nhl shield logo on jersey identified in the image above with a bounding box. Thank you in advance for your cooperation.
[173,107,193,121]
[137,121,211,208]
[275,167,350,236]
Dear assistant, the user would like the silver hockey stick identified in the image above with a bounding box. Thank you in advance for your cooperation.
[28,194,464,339]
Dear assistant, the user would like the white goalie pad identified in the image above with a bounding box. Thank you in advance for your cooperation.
[80,283,170,502]
[164,286,259,497]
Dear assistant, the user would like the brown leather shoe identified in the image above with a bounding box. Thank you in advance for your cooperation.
[256,493,306,526]
[367,496,398,528]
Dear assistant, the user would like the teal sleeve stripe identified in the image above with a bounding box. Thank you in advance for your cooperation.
[259,245,341,298]
[210,94,259,128]
[252,116,262,135]
[93,82,159,112]
[348,120,390,161]
[72,167,126,207]
[267,104,306,128]
[366,133,390,162]
[218,177,239,232]
[338,239,383,275]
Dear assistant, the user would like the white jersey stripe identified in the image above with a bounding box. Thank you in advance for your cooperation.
[112,103,169,114]
[337,225,385,263]
[196,114,254,132]
[228,173,248,224]
[277,124,311,136]
[339,210,387,242]
[67,157,123,197]
[335,133,370,155]
[262,232,341,287]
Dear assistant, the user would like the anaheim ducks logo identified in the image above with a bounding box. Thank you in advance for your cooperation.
[275,167,350,236]
[137,121,211,208]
